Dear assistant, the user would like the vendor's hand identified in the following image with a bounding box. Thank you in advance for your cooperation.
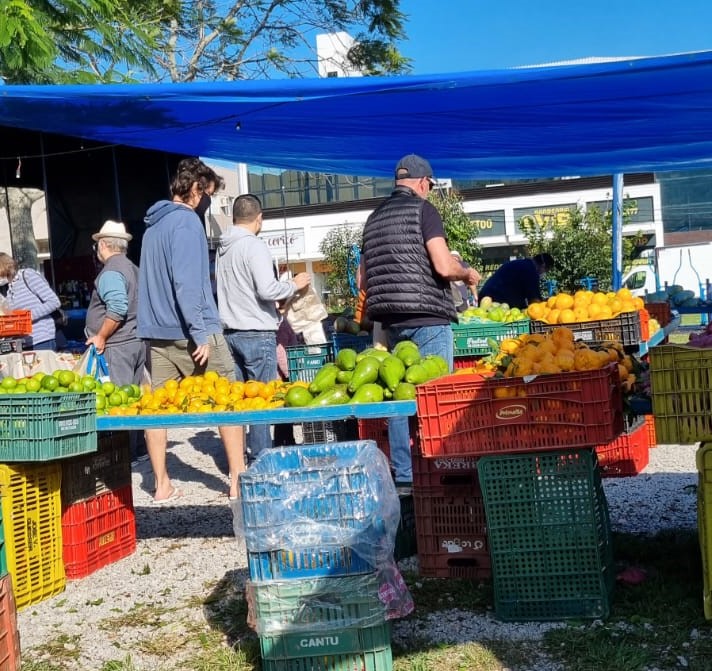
[85,335,106,354]
[465,268,481,288]
[293,272,312,291]
[192,343,210,366]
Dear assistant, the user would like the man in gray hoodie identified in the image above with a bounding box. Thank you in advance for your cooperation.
[216,194,311,460]
[138,158,245,502]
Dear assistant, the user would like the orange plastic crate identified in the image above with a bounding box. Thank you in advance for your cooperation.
[62,485,136,580]
[639,309,650,342]
[415,367,623,458]
[596,418,650,477]
[0,575,20,671]
[0,311,31,338]
[645,415,657,448]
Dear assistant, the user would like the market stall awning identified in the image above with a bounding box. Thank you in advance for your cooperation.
[2,50,712,179]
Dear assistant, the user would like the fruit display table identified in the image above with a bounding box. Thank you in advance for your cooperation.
[96,400,416,431]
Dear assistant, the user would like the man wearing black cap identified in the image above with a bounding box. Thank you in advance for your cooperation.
[360,154,481,490]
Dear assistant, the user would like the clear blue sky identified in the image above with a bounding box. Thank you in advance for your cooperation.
[399,0,712,74]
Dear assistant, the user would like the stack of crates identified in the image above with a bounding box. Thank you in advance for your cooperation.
[595,414,651,478]
[60,432,136,579]
[477,449,614,621]
[412,368,622,619]
[239,441,406,671]
[0,479,21,670]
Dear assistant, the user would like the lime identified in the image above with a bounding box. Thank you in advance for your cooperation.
[119,390,130,405]
[129,384,141,398]
[1,377,17,390]
[81,376,97,391]
[69,382,84,393]
[41,376,59,391]
[32,372,46,381]
[108,391,123,406]
[25,379,41,392]
[95,393,107,410]
[14,385,27,394]
[101,381,116,395]
[58,370,76,387]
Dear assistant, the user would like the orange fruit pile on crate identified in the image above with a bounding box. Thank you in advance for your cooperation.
[527,288,644,325]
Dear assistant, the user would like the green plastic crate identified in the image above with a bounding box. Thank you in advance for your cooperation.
[477,448,614,622]
[286,343,334,383]
[247,572,387,635]
[452,319,530,356]
[696,442,712,620]
[259,621,392,671]
[649,345,712,444]
[0,393,97,461]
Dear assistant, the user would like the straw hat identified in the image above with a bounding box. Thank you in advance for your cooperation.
[92,220,132,241]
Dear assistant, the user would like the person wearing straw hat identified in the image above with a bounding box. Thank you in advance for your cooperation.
[86,219,148,462]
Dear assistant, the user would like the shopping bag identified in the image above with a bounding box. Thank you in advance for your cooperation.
[72,345,111,382]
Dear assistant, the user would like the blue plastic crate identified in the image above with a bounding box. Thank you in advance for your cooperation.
[332,333,372,355]
[240,441,396,580]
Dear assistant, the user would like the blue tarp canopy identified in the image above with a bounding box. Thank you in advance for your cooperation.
[2,50,712,179]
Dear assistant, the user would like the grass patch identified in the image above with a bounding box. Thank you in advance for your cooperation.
[543,530,711,671]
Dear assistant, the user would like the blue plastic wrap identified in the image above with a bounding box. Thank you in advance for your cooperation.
[236,441,401,576]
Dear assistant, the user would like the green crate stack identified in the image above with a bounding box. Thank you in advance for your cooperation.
[696,442,712,620]
[477,448,614,622]
[247,573,393,671]
[452,319,530,357]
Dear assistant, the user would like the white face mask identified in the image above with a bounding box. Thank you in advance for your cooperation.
[0,278,8,287]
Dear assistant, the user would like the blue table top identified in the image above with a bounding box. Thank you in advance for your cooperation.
[96,400,416,430]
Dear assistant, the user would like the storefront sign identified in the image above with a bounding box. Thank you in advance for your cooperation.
[469,210,505,236]
[261,228,305,258]
[514,203,576,232]
[586,196,654,224]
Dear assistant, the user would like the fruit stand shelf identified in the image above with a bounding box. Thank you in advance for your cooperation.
[96,400,417,431]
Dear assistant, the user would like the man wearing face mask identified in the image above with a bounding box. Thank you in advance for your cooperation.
[137,158,245,503]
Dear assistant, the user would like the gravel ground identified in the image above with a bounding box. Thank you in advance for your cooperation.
[16,431,700,671]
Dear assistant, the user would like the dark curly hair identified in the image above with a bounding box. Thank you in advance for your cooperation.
[170,158,225,201]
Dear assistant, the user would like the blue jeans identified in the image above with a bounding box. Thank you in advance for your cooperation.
[224,330,277,460]
[387,324,454,482]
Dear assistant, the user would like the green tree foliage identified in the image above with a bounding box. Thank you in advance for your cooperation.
[0,0,169,83]
[318,224,363,308]
[0,0,409,83]
[154,0,409,82]
[429,188,482,270]
[519,202,637,293]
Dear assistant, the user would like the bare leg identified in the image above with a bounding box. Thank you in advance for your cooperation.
[145,428,173,501]
[219,425,246,498]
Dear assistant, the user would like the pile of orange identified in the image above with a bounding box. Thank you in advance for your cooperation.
[496,327,636,390]
[527,288,644,325]
[115,371,294,415]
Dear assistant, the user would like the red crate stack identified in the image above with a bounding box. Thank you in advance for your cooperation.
[357,418,390,460]
[62,485,136,580]
[0,574,20,671]
[412,454,490,580]
[595,418,650,478]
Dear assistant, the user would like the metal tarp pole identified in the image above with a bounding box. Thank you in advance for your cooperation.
[612,173,623,290]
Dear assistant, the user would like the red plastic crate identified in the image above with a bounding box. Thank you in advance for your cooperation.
[357,418,390,460]
[415,367,623,458]
[0,575,20,671]
[0,311,31,338]
[645,414,657,448]
[412,454,479,489]
[645,302,672,327]
[453,356,478,370]
[596,419,650,477]
[62,485,136,580]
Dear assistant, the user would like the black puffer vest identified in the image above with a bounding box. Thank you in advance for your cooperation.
[363,187,456,323]
[86,253,140,345]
